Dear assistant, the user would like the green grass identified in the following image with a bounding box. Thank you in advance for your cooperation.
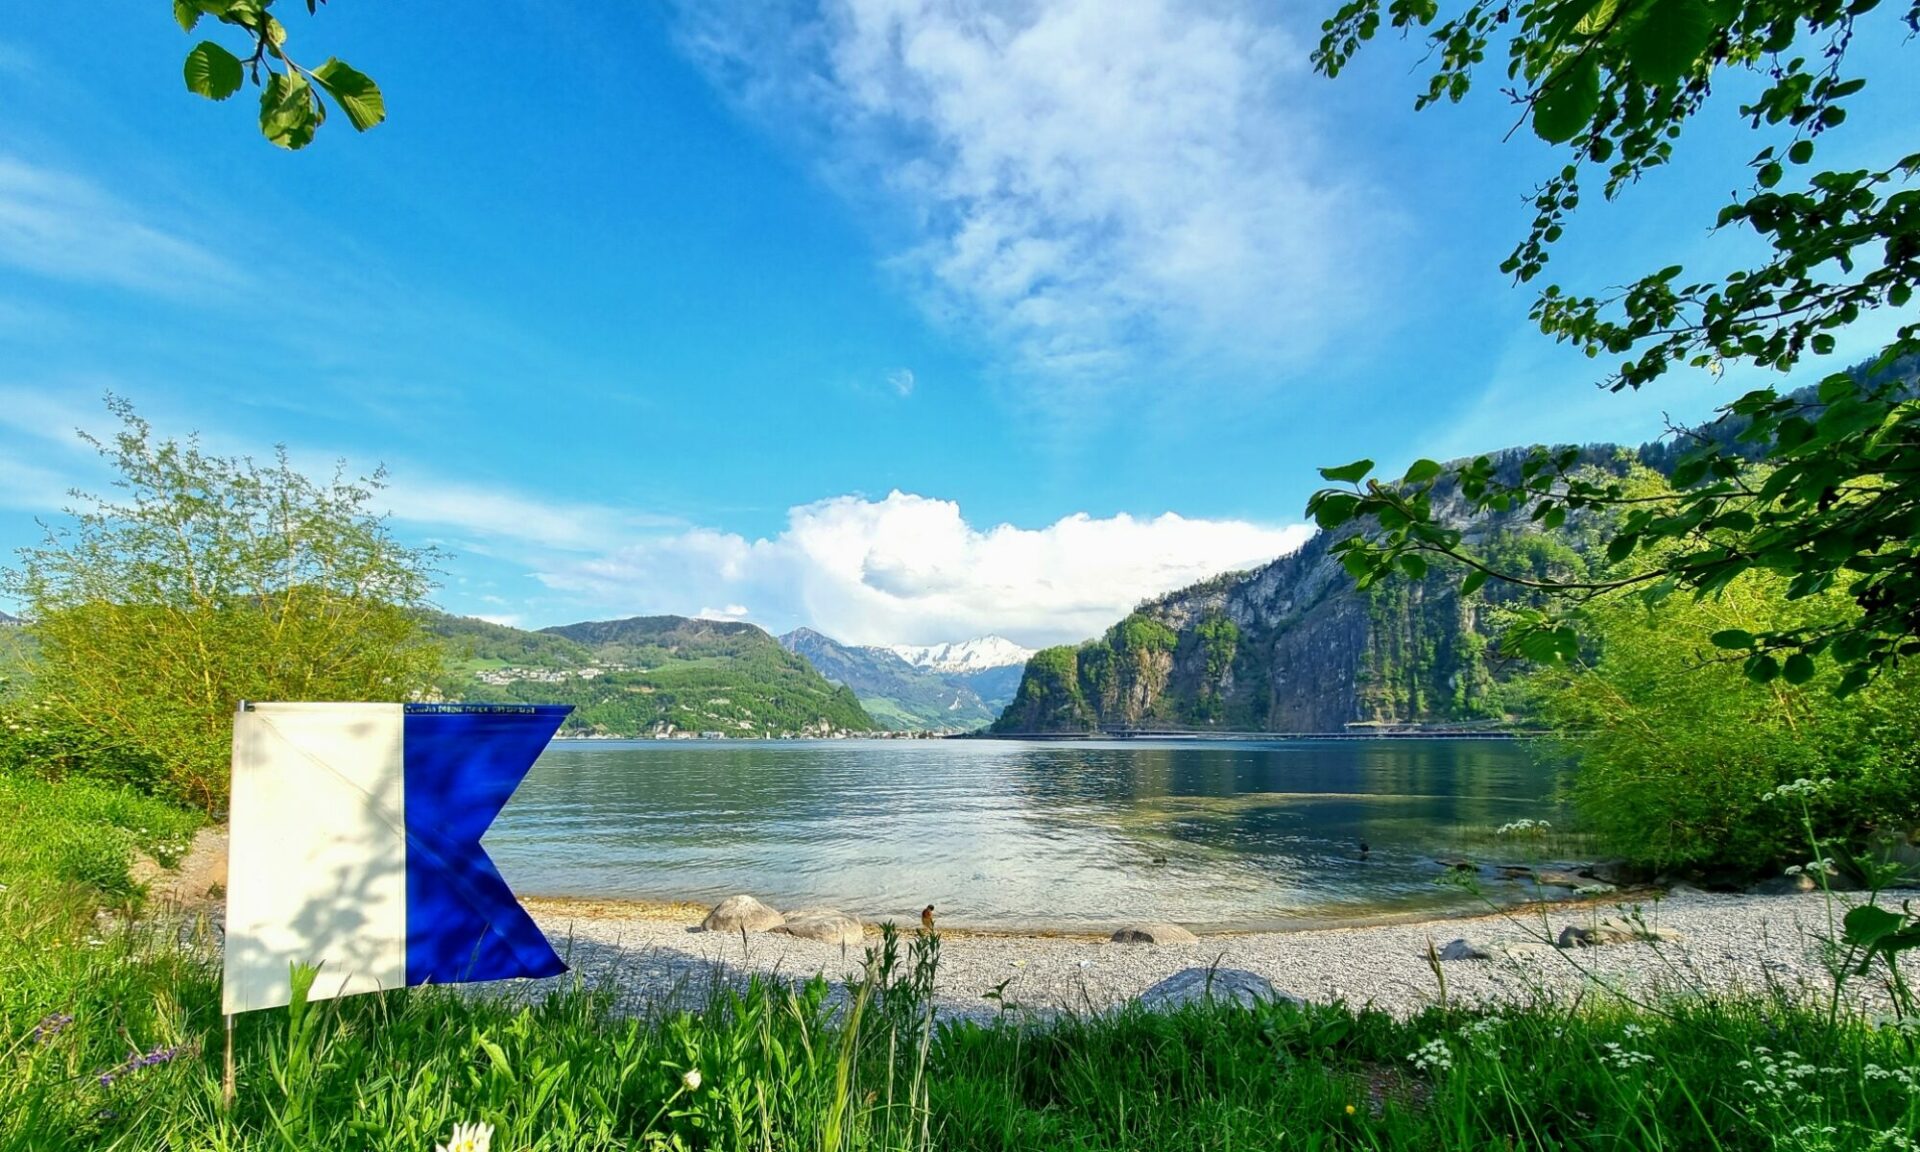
[4,771,1917,1151]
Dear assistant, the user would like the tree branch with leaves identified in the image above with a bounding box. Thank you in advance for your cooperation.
[1309,0,1919,688]
[175,0,383,149]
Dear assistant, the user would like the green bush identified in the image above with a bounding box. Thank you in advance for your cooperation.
[1533,575,1920,878]
[0,686,168,798]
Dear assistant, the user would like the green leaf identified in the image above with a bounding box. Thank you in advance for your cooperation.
[183,41,244,102]
[1836,666,1872,696]
[1621,0,1720,85]
[1510,623,1580,664]
[1319,459,1375,484]
[1402,458,1443,485]
[1745,652,1781,683]
[1842,904,1904,949]
[1397,553,1429,579]
[174,0,201,31]
[312,58,386,132]
[1782,653,1816,684]
[1606,533,1638,563]
[1710,629,1754,649]
[259,71,320,150]
[1533,55,1599,144]
[1310,492,1362,529]
[1460,569,1489,597]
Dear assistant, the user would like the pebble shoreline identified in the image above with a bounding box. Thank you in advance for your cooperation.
[517,889,1911,1019]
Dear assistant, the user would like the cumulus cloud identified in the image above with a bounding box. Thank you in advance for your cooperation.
[535,490,1311,646]
[673,1,1385,394]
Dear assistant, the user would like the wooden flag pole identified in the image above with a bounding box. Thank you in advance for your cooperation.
[222,1014,235,1108]
[224,700,244,1111]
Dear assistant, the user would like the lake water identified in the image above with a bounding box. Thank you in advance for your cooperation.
[488,738,1569,930]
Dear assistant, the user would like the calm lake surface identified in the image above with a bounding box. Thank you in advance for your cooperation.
[488,738,1568,930]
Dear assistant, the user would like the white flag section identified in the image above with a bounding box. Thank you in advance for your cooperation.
[223,701,571,1014]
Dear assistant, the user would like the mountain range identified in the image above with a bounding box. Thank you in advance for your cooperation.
[426,613,873,738]
[779,629,1032,731]
[419,611,1032,737]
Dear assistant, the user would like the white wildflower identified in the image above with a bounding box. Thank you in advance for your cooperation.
[1409,1037,1453,1073]
[682,1068,703,1092]
[436,1121,492,1152]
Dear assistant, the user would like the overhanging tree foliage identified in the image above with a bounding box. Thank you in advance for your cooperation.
[173,0,384,149]
[1,399,440,810]
[1308,0,1919,689]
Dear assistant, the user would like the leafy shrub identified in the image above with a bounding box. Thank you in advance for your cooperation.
[1533,575,1920,877]
[0,685,168,799]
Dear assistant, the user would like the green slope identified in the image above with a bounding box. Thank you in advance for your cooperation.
[427,612,874,737]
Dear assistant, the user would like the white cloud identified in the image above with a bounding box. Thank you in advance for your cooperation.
[535,490,1311,647]
[380,475,654,553]
[887,367,916,396]
[674,1,1386,393]
[0,156,244,297]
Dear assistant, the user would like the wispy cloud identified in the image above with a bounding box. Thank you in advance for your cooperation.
[381,477,654,554]
[0,454,72,512]
[674,0,1388,398]
[0,156,245,297]
[536,489,1311,646]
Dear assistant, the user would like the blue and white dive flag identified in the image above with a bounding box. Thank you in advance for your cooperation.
[222,702,571,1014]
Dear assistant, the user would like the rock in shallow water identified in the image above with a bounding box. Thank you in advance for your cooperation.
[701,894,784,934]
[772,908,865,946]
[1137,967,1296,1009]
[1111,924,1199,945]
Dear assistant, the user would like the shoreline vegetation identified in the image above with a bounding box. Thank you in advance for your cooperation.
[5,771,1918,1151]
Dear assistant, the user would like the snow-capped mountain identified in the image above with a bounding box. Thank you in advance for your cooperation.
[885,635,1034,674]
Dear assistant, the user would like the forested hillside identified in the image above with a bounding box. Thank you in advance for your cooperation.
[991,512,1588,734]
[429,613,874,738]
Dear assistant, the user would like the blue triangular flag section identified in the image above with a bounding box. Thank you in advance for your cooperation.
[403,704,571,985]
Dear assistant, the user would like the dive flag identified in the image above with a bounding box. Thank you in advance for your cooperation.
[222,702,571,1014]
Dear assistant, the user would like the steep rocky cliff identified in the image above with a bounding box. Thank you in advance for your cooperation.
[993,530,1521,733]
[993,456,1603,735]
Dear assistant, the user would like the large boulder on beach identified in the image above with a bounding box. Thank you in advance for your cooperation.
[1111,923,1198,945]
[701,894,784,934]
[1434,938,1493,961]
[1557,919,1683,948]
[1138,967,1293,1009]
[772,907,864,946]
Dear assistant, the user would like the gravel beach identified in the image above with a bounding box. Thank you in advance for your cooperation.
[519,889,1911,1019]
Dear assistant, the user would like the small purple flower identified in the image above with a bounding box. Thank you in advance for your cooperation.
[30,1013,74,1044]
[96,1044,183,1089]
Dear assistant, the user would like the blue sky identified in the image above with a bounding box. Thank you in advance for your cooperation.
[1,3,1913,646]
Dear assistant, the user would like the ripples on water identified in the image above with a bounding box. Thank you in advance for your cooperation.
[486,738,1567,930]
